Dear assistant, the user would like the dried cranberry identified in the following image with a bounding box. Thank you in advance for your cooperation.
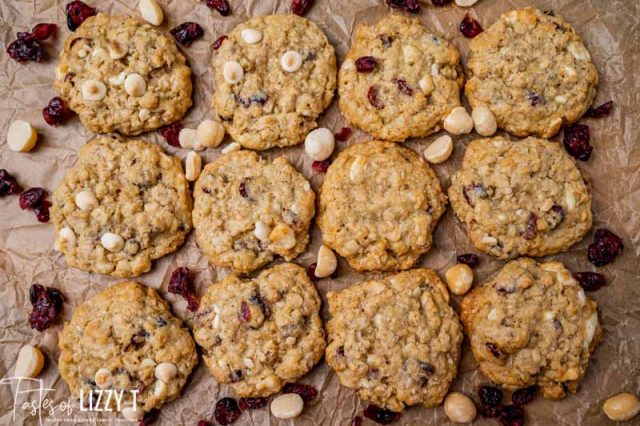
[239,301,251,321]
[197,421,210,426]
[170,22,204,47]
[395,79,413,96]
[312,159,331,173]
[249,293,271,318]
[432,0,453,5]
[355,56,377,73]
[65,1,97,31]
[527,91,545,106]
[352,417,363,426]
[586,101,613,118]
[478,404,503,418]
[168,267,199,312]
[588,229,623,266]
[43,97,72,126]
[34,201,51,223]
[523,212,537,240]
[282,383,318,402]
[306,263,319,280]
[573,272,607,291]
[206,0,231,15]
[479,386,503,406]
[27,23,57,41]
[368,86,384,110]
[29,283,63,331]
[7,38,47,63]
[239,179,249,197]
[499,405,525,426]
[238,397,267,411]
[363,405,400,424]
[379,34,394,48]
[334,127,352,142]
[386,0,420,13]
[512,386,537,407]
[563,124,592,161]
[139,409,160,426]
[0,169,23,197]
[485,342,502,358]
[456,253,480,268]
[214,398,241,425]
[213,35,228,50]
[19,188,46,210]
[292,0,314,16]
[160,122,183,147]
[460,13,483,38]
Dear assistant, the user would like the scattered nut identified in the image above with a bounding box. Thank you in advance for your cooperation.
[221,142,241,154]
[196,120,225,148]
[315,244,337,278]
[304,128,335,161]
[155,362,177,383]
[7,120,38,152]
[75,190,98,211]
[100,232,124,252]
[254,221,271,243]
[271,393,304,419]
[109,41,129,60]
[14,345,45,378]
[280,51,303,73]
[418,74,435,94]
[185,151,202,182]
[140,358,157,368]
[58,227,77,248]
[269,224,296,250]
[178,128,198,150]
[444,392,477,423]
[471,106,497,136]
[223,61,244,84]
[454,0,480,6]
[121,406,144,421]
[108,71,127,86]
[81,80,107,102]
[124,73,147,97]
[139,0,164,26]
[445,263,474,295]
[423,135,453,164]
[154,380,169,398]
[603,393,640,421]
[241,28,263,44]
[94,368,113,389]
[444,106,474,135]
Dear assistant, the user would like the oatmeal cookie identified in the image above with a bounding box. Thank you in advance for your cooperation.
[193,263,325,397]
[325,269,463,412]
[465,8,598,138]
[317,141,446,271]
[58,281,198,414]
[212,14,336,150]
[51,136,192,277]
[449,136,591,259]
[54,13,192,135]
[461,258,601,399]
[338,15,463,141]
[193,150,315,273]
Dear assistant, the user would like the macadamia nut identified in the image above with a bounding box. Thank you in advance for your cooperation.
[445,263,474,295]
[444,107,474,135]
[603,393,640,421]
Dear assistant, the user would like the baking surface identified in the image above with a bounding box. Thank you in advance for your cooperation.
[1,0,639,424]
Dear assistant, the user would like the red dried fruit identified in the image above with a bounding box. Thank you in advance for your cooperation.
[160,122,183,147]
[239,301,251,321]
[573,272,607,291]
[511,386,537,407]
[213,35,228,50]
[7,38,48,63]
[586,100,613,118]
[363,405,400,424]
[249,293,271,318]
[43,97,72,126]
[368,86,384,110]
[460,13,483,38]
[485,342,502,358]
[170,22,204,47]
[312,159,331,173]
[499,405,525,426]
[282,383,318,402]
[563,124,592,161]
[206,0,231,15]
[334,127,352,142]
[19,188,46,210]
[352,416,363,426]
[395,79,413,96]
[238,397,267,411]
[34,201,52,223]
[239,178,249,197]
[456,253,480,268]
[168,267,199,312]
[523,212,537,240]
[432,0,453,5]
[478,404,503,418]
[29,283,64,331]
[588,229,623,266]
[139,408,159,426]
[479,385,503,406]
[306,263,319,280]
[66,1,97,32]
[527,91,545,106]
[197,421,210,426]
[0,169,23,197]
[292,0,314,16]
[379,34,394,48]
[386,0,420,13]
[355,56,377,73]
[214,398,241,425]
[28,23,57,41]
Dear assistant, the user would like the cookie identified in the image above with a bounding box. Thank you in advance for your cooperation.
[51,136,192,277]
[448,136,592,259]
[212,14,336,150]
[461,258,601,399]
[58,281,198,415]
[338,15,463,141]
[54,13,192,135]
[317,140,446,271]
[325,269,463,412]
[193,263,325,397]
[465,8,598,138]
[193,150,315,273]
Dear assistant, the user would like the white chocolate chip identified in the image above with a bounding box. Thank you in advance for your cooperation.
[212,304,221,329]
[91,47,107,60]
[7,120,38,152]
[418,75,435,94]
[140,358,156,368]
[196,120,225,148]
[341,59,354,71]
[221,142,241,154]
[75,190,98,211]
[431,63,440,77]
[100,232,124,252]
[139,0,164,26]
[444,392,477,423]
[178,128,197,149]
[304,128,335,161]
[138,109,151,121]
[563,65,577,77]
[121,406,144,421]
[402,45,421,63]
[471,106,497,136]
[254,221,271,243]
[241,28,263,44]
[109,40,129,60]
[223,61,244,84]
[280,51,303,73]
[481,235,498,245]
[603,393,640,421]
[269,224,296,250]
[14,345,45,378]
[82,80,107,101]
[77,45,91,58]
[564,186,576,210]
[59,227,77,248]
[154,380,169,398]
[124,73,147,97]
[185,151,202,182]
[584,312,598,348]
[445,263,474,295]
[349,155,366,181]
[567,42,590,61]
[555,95,568,104]
[444,107,474,135]
[108,71,127,86]
[487,308,500,321]
[154,362,177,383]
[543,311,555,321]
[454,0,479,6]
[423,135,453,164]
[315,245,337,278]
[94,368,113,389]
[243,358,255,368]
[271,393,304,419]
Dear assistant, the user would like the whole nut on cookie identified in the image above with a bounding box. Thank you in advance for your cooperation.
[254,221,271,243]
[418,75,435,94]
[59,227,77,248]
[7,120,38,152]
[444,392,477,423]
[185,151,202,182]
[221,142,241,154]
[280,51,303,73]
[14,345,45,378]
[75,190,98,211]
[315,244,337,278]
[100,232,125,252]
[196,120,225,148]
[241,28,263,44]
[109,40,129,60]
[94,368,113,389]
[139,0,164,26]
[269,224,296,250]
[178,128,198,149]
[603,393,640,421]
[140,358,156,368]
[472,106,497,137]
[121,406,144,421]
[154,362,178,383]
[81,80,107,102]
[445,263,474,295]
[304,128,335,161]
[108,72,127,86]
[124,73,147,97]
[444,107,474,135]
[154,380,169,398]
[223,61,244,84]
[455,0,480,6]
[423,135,453,164]
[271,393,304,419]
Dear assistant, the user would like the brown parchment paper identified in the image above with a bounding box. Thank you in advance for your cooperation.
[1,0,639,424]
